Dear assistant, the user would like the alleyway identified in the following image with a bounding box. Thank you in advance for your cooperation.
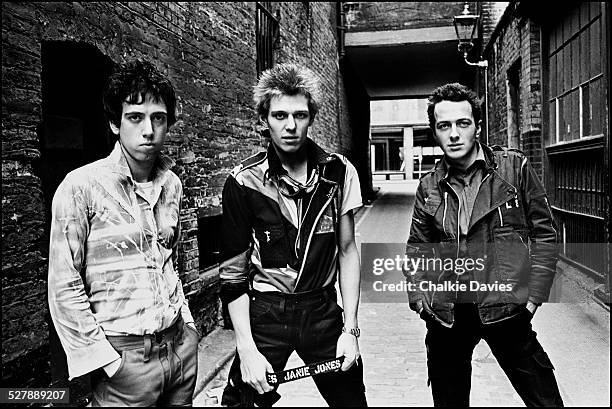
[194,181,610,407]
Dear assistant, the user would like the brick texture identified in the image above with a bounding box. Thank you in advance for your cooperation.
[345,2,476,32]
[1,1,357,398]
[483,3,544,177]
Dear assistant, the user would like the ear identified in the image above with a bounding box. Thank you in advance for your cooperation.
[109,121,120,136]
[259,116,269,128]
[475,120,482,139]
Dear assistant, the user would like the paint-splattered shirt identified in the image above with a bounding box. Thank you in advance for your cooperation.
[47,141,194,380]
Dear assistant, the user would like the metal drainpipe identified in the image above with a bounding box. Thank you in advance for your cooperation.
[484,65,489,145]
[338,3,347,59]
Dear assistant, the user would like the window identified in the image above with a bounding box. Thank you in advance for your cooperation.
[547,2,604,145]
[255,2,280,76]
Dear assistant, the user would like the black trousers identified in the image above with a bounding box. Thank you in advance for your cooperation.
[221,286,367,407]
[425,303,563,407]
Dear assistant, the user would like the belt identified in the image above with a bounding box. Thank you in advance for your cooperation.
[106,317,184,362]
[250,284,336,308]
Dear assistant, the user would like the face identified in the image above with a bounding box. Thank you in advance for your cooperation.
[110,94,168,164]
[265,94,311,157]
[432,100,480,168]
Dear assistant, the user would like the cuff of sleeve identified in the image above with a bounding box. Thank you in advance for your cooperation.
[341,203,363,217]
[180,305,195,326]
[67,339,121,380]
[527,297,543,306]
[220,281,250,305]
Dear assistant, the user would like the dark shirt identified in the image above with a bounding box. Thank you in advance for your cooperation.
[445,144,486,303]
[445,143,487,237]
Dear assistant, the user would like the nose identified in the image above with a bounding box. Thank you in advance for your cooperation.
[285,114,296,131]
[142,116,154,137]
[449,123,460,141]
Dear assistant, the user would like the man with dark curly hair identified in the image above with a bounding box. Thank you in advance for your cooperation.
[48,58,199,406]
[406,83,563,406]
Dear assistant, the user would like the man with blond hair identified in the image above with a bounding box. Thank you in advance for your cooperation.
[220,63,368,407]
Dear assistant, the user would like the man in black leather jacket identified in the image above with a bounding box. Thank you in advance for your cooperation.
[405,83,563,407]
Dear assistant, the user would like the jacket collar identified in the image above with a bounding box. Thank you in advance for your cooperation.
[436,142,497,180]
[266,137,334,178]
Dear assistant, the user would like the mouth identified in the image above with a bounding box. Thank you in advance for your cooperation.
[281,136,300,142]
[448,144,463,150]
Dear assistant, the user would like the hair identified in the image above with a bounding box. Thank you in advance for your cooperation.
[103,58,177,129]
[427,83,481,129]
[253,63,321,121]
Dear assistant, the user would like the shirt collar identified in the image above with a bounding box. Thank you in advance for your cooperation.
[443,142,486,175]
[105,141,175,183]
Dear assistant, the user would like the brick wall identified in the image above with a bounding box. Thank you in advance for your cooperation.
[480,2,510,45]
[484,2,544,176]
[1,1,353,398]
[345,2,476,32]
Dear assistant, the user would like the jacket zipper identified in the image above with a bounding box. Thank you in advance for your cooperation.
[295,190,317,255]
[294,185,337,289]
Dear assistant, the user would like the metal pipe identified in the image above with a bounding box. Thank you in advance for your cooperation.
[463,52,489,144]
[484,64,488,145]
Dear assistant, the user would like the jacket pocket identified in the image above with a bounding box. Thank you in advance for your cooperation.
[423,193,442,217]
[254,224,290,268]
[492,225,530,301]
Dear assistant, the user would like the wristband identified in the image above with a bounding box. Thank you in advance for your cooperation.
[266,356,344,385]
[342,327,360,338]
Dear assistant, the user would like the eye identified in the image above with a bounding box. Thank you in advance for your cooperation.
[437,123,450,130]
[126,113,143,122]
[272,112,287,120]
[151,114,167,124]
[294,112,309,120]
[458,120,471,128]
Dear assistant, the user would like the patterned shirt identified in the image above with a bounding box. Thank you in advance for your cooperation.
[47,141,194,380]
[220,140,362,302]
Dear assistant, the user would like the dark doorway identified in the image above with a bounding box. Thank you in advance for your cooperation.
[37,40,115,402]
[507,59,521,149]
[39,41,115,215]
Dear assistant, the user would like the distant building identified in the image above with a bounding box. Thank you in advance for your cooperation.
[343,2,478,181]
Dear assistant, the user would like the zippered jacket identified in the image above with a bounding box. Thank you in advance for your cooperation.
[406,143,559,326]
[219,139,358,305]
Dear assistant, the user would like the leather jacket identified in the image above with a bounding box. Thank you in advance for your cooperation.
[405,143,559,326]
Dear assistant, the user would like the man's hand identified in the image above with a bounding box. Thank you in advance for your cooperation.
[415,300,424,315]
[526,301,539,315]
[336,332,360,371]
[103,357,122,378]
[238,347,274,394]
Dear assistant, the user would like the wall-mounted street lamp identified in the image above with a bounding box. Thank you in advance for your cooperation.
[453,3,488,68]
[453,2,489,142]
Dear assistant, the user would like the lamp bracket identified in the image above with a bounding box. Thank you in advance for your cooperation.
[463,52,488,68]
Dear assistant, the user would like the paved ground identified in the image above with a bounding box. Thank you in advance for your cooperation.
[194,180,610,407]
